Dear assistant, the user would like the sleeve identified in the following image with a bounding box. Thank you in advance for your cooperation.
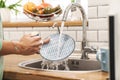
[0,39,2,51]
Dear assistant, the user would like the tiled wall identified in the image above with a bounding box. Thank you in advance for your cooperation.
[3,0,110,51]
[88,0,109,49]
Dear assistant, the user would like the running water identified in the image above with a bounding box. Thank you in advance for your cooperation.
[41,59,69,70]
[57,21,65,57]
[40,21,70,70]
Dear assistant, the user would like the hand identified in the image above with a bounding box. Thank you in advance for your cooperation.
[19,34,50,55]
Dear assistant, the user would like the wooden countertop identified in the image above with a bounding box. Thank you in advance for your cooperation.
[3,54,109,80]
[3,21,83,28]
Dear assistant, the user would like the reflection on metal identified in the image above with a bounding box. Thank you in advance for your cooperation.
[18,58,101,71]
[62,3,97,59]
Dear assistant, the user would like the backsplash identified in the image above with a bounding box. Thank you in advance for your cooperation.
[88,0,109,50]
[3,0,109,51]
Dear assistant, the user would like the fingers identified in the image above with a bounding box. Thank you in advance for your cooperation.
[20,34,50,55]
[30,32,39,37]
[24,34,41,41]
[40,40,44,45]
[33,36,41,41]
[39,38,50,45]
[33,47,40,53]
[31,38,50,52]
[23,34,50,45]
[24,47,40,55]
[43,38,50,44]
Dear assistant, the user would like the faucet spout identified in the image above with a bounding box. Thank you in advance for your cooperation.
[62,3,89,59]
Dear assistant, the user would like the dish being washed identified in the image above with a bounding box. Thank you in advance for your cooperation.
[40,33,75,61]
[23,1,62,21]
[40,22,75,61]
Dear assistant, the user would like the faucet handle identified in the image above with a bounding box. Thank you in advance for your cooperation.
[91,46,98,51]
[84,46,98,53]
[50,22,60,34]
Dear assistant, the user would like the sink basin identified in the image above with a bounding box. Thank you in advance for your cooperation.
[18,58,101,72]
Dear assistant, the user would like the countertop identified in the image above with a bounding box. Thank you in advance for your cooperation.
[3,54,109,80]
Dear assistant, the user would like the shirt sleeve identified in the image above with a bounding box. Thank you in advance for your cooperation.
[0,39,2,51]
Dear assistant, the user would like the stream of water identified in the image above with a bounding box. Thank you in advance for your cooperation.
[41,21,70,70]
[57,21,65,57]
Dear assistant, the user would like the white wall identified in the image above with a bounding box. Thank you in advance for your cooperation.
[88,0,109,49]
[109,0,120,79]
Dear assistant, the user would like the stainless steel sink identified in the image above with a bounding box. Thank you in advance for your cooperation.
[18,58,101,72]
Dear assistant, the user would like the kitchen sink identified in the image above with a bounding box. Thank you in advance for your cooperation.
[18,58,101,72]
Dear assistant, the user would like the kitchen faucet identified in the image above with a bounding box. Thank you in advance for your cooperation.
[62,3,97,59]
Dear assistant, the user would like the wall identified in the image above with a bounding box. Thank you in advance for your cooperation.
[109,0,120,79]
[88,0,109,49]
[3,0,110,52]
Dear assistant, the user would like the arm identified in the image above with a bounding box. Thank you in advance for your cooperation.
[0,39,3,55]
[0,34,50,56]
[0,41,22,55]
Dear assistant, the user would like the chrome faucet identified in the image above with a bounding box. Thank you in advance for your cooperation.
[62,3,97,59]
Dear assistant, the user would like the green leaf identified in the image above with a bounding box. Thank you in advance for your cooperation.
[0,0,6,8]
[0,0,22,15]
[7,0,22,15]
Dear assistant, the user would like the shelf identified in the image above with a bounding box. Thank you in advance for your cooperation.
[3,21,83,28]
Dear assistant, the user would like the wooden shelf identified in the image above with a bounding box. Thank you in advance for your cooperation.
[3,21,83,28]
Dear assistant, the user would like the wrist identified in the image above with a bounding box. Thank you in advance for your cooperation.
[11,41,23,54]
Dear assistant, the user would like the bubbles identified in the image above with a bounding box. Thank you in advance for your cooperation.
[41,59,69,70]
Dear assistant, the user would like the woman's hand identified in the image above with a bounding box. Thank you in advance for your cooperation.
[19,34,50,55]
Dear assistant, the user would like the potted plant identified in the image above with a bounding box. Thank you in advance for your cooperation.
[0,0,22,22]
